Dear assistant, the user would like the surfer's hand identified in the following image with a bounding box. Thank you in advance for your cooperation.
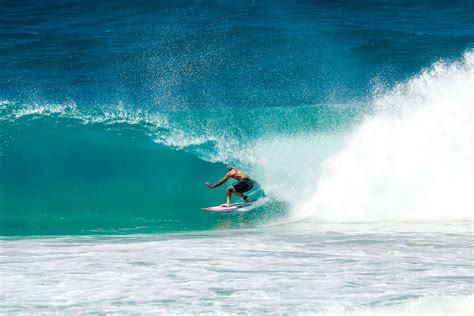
[206,182,213,188]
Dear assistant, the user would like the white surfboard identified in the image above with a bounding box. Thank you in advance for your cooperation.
[202,198,268,212]
[201,202,252,212]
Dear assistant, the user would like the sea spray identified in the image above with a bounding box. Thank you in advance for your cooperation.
[294,51,473,221]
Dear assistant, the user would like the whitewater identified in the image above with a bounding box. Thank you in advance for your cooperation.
[1,223,473,314]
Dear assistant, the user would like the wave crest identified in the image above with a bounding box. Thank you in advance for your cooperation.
[295,51,473,221]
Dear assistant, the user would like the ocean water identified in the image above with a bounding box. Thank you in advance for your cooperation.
[1,0,473,314]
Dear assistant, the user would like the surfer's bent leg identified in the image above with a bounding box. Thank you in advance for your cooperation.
[234,190,248,201]
[224,186,235,207]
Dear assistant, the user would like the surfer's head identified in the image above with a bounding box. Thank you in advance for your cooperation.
[226,165,234,171]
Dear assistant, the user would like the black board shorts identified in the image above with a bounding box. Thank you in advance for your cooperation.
[233,178,254,194]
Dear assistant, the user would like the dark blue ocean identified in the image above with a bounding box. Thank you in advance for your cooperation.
[1,1,473,313]
[1,1,472,108]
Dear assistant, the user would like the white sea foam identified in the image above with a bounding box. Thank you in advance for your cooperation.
[1,223,472,314]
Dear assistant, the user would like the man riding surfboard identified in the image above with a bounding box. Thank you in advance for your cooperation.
[206,165,255,207]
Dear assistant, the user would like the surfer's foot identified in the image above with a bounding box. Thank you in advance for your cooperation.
[220,203,230,207]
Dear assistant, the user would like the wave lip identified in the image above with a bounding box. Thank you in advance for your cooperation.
[296,51,473,222]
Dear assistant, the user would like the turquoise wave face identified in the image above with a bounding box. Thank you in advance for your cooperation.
[1,116,216,234]
[4,105,333,235]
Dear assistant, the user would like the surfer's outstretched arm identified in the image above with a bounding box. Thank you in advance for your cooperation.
[206,173,230,188]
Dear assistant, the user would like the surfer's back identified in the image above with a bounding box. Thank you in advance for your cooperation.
[228,168,249,181]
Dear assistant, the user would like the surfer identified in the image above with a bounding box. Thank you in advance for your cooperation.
[206,165,254,207]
